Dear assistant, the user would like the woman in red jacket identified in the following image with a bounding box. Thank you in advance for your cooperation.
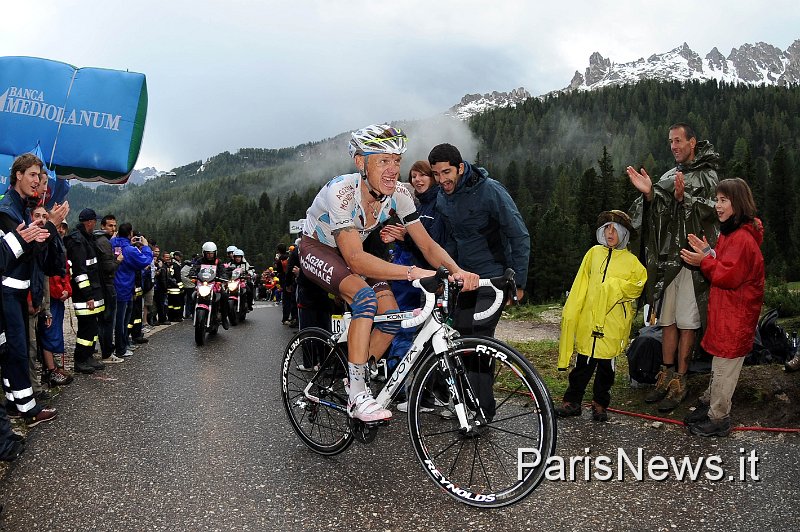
[680,178,764,437]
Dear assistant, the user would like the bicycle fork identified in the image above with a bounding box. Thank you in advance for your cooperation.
[433,332,489,433]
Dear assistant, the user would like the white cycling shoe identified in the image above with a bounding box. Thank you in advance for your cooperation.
[348,391,392,423]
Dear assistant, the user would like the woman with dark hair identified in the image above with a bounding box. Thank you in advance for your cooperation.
[680,178,765,437]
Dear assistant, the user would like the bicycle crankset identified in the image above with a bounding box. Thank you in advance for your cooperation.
[350,418,389,444]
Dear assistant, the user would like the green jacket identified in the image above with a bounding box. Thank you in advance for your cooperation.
[629,140,720,326]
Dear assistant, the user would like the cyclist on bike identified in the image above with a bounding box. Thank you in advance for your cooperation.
[299,124,479,423]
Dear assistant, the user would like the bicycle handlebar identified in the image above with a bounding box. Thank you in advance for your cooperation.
[475,269,515,320]
[401,268,515,328]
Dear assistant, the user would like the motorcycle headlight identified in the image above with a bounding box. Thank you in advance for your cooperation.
[228,281,238,291]
[198,284,212,297]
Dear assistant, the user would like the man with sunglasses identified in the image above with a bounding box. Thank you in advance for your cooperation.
[299,124,479,423]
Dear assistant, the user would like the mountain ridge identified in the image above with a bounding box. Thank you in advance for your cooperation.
[448,38,800,120]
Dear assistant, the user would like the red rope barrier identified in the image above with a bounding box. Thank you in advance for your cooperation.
[595,403,800,433]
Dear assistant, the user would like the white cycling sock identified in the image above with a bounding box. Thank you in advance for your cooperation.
[348,362,368,402]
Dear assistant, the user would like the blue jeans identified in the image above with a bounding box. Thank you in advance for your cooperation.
[115,300,133,356]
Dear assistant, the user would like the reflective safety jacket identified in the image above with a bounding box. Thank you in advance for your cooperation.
[0,229,37,346]
[558,245,647,369]
[0,188,62,293]
[64,224,105,315]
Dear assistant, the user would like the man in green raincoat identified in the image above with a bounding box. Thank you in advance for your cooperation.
[626,123,720,412]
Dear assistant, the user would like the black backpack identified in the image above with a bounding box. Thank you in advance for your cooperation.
[746,308,792,365]
[626,325,663,384]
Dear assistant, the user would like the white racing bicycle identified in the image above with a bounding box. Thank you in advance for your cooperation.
[280,268,557,508]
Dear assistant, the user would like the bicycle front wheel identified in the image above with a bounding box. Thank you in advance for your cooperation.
[407,336,557,508]
[281,327,354,455]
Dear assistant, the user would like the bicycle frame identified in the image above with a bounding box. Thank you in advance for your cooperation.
[307,271,509,431]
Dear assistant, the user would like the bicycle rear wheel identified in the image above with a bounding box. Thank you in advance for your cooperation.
[281,327,354,455]
[407,336,557,508]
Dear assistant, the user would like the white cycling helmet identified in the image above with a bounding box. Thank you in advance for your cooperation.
[348,124,408,159]
[202,242,217,253]
[226,245,237,253]
[233,249,244,257]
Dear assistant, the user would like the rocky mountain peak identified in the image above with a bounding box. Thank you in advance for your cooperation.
[447,37,800,120]
[445,87,531,120]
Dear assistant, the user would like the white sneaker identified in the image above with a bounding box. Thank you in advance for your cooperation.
[348,392,392,422]
[296,364,319,372]
[121,350,134,358]
[396,401,433,414]
[104,355,125,364]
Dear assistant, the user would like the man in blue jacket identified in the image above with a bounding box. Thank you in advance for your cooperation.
[110,223,153,359]
[429,143,530,419]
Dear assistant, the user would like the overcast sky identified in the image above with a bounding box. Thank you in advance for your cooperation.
[3,0,799,171]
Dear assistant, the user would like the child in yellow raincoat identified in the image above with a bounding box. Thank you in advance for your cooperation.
[556,210,647,421]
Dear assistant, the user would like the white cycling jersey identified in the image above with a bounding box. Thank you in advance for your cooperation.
[303,173,420,247]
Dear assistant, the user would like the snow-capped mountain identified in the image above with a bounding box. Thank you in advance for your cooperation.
[446,87,531,120]
[127,166,162,185]
[565,40,800,92]
[448,39,800,119]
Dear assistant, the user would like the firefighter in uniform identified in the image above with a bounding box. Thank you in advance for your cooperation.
[0,223,52,457]
[64,209,106,375]
[165,252,184,322]
[129,268,147,343]
[0,153,67,426]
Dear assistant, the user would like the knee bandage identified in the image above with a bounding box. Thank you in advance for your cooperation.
[350,287,377,320]
[375,308,401,335]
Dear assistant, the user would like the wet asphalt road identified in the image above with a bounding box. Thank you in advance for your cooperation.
[1,303,798,531]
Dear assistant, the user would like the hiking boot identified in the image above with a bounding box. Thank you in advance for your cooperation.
[45,368,74,387]
[26,408,57,428]
[348,391,392,422]
[74,361,96,374]
[785,353,800,372]
[683,399,710,426]
[555,402,582,417]
[657,374,687,412]
[689,416,732,437]
[591,401,608,422]
[644,367,673,404]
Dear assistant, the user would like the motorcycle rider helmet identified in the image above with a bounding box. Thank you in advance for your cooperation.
[226,245,237,254]
[233,249,244,262]
[347,124,407,159]
[202,241,217,260]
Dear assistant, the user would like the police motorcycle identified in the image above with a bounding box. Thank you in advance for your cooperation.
[191,263,227,346]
